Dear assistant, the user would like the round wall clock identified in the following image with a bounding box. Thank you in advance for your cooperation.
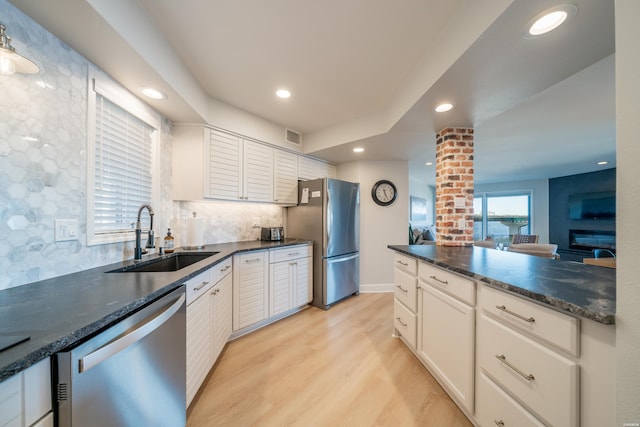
[371,180,397,206]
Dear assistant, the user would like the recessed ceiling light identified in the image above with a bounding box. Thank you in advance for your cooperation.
[435,103,453,113]
[526,5,576,37]
[425,162,433,166]
[139,87,167,100]
[597,161,609,166]
[353,147,364,153]
[276,89,291,99]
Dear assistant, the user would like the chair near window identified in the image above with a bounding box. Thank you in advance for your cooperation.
[511,234,539,244]
[508,243,559,259]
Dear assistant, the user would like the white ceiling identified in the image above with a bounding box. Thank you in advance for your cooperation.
[10,0,615,185]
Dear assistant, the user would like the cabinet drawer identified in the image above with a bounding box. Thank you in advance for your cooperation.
[394,269,417,312]
[185,269,213,305]
[394,298,417,349]
[479,285,580,356]
[394,253,417,275]
[271,245,312,263]
[210,258,233,284]
[476,373,545,427]
[419,262,475,305]
[478,313,579,427]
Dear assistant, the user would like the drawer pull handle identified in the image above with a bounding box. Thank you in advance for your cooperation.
[220,265,231,272]
[245,258,262,263]
[193,281,210,291]
[396,285,408,293]
[495,305,535,323]
[494,421,505,427]
[397,260,408,266]
[395,316,407,327]
[211,288,220,295]
[288,252,300,256]
[495,354,535,381]
[289,262,298,266]
[429,275,448,285]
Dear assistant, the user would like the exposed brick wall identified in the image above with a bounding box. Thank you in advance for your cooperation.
[435,128,474,246]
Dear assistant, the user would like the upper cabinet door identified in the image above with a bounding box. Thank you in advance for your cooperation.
[206,129,242,200]
[243,140,273,202]
[274,150,298,205]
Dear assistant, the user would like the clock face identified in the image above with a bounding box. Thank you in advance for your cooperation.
[372,180,397,206]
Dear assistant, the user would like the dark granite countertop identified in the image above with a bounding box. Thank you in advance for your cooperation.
[388,244,615,325]
[0,239,310,382]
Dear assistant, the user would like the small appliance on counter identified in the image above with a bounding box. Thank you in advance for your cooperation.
[261,227,284,241]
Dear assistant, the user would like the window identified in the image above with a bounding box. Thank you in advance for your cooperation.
[86,67,160,246]
[474,192,532,245]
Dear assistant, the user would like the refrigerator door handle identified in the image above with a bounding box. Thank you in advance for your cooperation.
[326,253,359,263]
[79,293,185,373]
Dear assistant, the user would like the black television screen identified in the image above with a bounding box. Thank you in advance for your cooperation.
[568,191,616,220]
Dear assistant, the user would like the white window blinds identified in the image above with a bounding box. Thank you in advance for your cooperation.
[93,94,155,234]
[86,67,160,246]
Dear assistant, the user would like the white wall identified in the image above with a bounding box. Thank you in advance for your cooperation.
[475,179,550,243]
[615,0,640,424]
[338,161,409,292]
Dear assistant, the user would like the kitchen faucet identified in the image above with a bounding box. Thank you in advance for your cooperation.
[135,204,155,260]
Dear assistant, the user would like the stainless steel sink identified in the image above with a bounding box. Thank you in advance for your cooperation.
[108,252,219,273]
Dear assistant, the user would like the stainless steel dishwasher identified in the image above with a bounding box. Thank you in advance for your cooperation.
[55,286,186,427]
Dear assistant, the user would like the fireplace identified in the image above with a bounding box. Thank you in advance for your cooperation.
[569,229,616,252]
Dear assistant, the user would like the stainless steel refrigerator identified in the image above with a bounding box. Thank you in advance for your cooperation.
[287,178,360,309]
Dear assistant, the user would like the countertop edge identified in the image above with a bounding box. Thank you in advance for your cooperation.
[388,245,615,325]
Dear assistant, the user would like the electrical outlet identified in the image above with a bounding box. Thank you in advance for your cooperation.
[252,217,261,228]
[55,219,79,242]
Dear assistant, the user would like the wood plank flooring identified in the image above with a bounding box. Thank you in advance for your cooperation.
[187,293,471,427]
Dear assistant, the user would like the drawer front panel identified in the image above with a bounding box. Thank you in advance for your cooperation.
[419,262,475,305]
[185,269,213,305]
[394,298,417,349]
[478,313,579,427]
[210,258,233,285]
[394,253,417,275]
[476,373,545,427]
[479,285,580,356]
[271,245,312,263]
[394,269,417,312]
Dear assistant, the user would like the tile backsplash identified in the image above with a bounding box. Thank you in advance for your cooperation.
[0,1,283,290]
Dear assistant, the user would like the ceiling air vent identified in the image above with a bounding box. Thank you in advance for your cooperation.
[285,128,302,145]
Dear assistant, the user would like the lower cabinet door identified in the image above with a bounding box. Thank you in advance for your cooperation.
[477,313,579,427]
[186,295,211,406]
[418,283,475,412]
[394,298,417,350]
[476,373,545,427]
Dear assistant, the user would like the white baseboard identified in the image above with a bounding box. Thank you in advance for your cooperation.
[359,283,394,293]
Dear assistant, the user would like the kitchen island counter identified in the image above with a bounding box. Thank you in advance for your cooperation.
[388,244,615,325]
[0,239,310,382]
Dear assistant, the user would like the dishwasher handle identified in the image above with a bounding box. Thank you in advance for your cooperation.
[79,293,185,373]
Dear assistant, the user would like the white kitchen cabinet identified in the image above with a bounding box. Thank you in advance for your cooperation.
[269,245,313,316]
[417,271,475,413]
[233,250,269,331]
[273,149,298,205]
[186,258,233,406]
[211,271,233,363]
[204,129,274,202]
[297,156,336,180]
[0,358,52,427]
[393,253,418,350]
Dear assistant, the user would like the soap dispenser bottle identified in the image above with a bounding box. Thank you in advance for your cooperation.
[164,228,175,253]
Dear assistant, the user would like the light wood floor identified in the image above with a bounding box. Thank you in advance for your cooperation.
[187,293,472,427]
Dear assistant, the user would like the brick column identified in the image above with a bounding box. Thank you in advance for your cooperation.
[435,127,474,246]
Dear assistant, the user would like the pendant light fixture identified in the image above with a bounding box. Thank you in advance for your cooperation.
[0,23,39,75]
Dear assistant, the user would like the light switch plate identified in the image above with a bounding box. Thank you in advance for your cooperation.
[55,219,79,242]
[252,217,261,228]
